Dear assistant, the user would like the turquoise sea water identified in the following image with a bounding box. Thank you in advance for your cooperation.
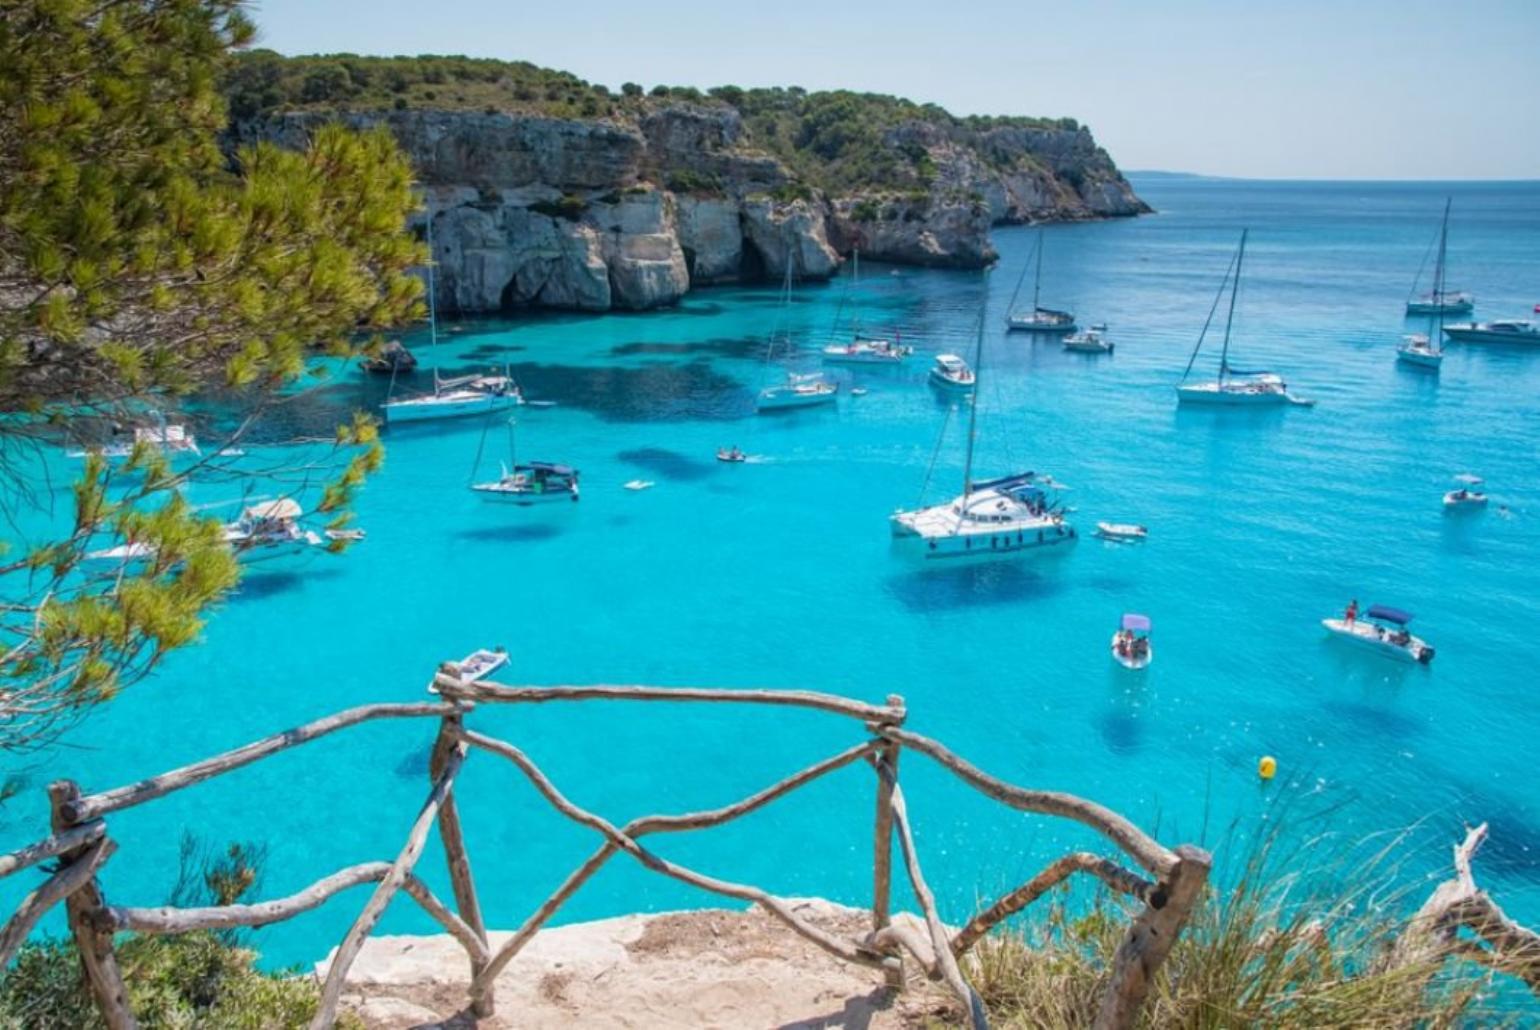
[5,176,1540,973]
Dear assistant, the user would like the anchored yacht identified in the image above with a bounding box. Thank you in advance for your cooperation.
[1442,320,1540,345]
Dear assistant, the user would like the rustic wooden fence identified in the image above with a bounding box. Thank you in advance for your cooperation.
[0,661,1215,1029]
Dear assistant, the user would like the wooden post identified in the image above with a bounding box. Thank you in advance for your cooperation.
[48,780,136,1030]
[429,704,492,1016]
[873,693,904,988]
[1094,843,1211,1030]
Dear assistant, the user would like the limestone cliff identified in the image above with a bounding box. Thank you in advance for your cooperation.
[224,58,1148,314]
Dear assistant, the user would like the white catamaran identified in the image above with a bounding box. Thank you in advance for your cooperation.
[1406,199,1473,316]
[893,288,1077,561]
[469,419,580,504]
[1005,231,1076,334]
[1177,230,1314,407]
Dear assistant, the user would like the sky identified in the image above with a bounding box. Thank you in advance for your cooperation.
[245,0,1540,180]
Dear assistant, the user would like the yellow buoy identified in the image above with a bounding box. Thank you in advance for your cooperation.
[1258,755,1277,781]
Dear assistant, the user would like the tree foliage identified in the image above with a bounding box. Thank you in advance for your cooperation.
[0,1,422,749]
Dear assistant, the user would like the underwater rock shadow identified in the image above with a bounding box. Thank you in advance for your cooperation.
[505,360,754,422]
[453,523,565,544]
[617,447,715,482]
[1318,700,1427,739]
[231,567,342,602]
[609,336,763,360]
[394,746,431,779]
[883,561,1068,612]
[1097,709,1144,757]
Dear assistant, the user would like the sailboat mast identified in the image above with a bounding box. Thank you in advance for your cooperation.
[1433,198,1451,343]
[960,272,989,502]
[426,212,439,348]
[1006,235,1036,313]
[1217,229,1246,381]
[1032,231,1044,313]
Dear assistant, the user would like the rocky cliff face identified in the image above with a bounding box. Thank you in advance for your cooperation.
[228,105,1145,314]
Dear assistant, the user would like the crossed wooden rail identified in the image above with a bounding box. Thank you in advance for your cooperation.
[0,663,1214,1029]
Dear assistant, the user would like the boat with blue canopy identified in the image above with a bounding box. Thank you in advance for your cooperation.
[1322,603,1435,664]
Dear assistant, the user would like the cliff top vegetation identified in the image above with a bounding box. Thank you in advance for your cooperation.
[223,51,1090,194]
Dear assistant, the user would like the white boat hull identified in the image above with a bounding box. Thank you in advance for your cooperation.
[1176,382,1301,406]
[1442,325,1540,345]
[1406,301,1473,316]
[928,370,975,390]
[1443,491,1487,509]
[1321,619,1434,664]
[757,387,838,411]
[471,485,579,504]
[890,519,1077,560]
[1396,345,1443,368]
[385,394,521,423]
[1064,340,1113,353]
[1095,522,1147,542]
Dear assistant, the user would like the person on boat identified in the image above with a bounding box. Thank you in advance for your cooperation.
[1344,599,1358,627]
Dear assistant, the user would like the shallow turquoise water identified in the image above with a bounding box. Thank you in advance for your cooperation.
[5,176,1540,971]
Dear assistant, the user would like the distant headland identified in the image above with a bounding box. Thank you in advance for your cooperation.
[222,52,1150,313]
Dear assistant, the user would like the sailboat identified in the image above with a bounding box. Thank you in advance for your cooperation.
[85,498,361,567]
[469,419,580,504]
[821,251,912,365]
[1406,199,1473,316]
[757,249,837,411]
[892,278,1077,560]
[383,214,522,424]
[1005,231,1076,334]
[1176,230,1314,407]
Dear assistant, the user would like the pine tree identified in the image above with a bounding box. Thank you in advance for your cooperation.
[0,0,424,748]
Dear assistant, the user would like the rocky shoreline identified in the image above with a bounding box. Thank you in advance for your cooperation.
[230,102,1146,315]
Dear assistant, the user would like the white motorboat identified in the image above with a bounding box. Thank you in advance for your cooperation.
[67,417,219,461]
[1095,522,1148,542]
[1442,320,1540,345]
[821,337,912,365]
[928,353,976,390]
[1063,325,1114,353]
[455,648,508,682]
[472,462,580,504]
[384,368,523,423]
[1443,474,1488,509]
[716,447,746,463]
[1406,199,1472,316]
[1177,230,1314,408]
[1005,232,1075,333]
[758,372,838,411]
[1322,604,1434,664]
[1396,333,1443,369]
[1111,613,1153,670]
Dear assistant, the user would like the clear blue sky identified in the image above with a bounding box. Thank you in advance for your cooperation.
[245,0,1539,180]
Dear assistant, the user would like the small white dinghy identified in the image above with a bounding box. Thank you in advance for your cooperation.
[1322,604,1434,664]
[455,648,509,682]
[624,480,655,491]
[1095,522,1148,542]
[1111,613,1153,670]
[1063,325,1114,353]
[1444,474,1488,510]
[716,447,746,463]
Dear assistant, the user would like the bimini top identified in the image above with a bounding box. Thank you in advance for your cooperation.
[970,472,1049,496]
[1121,613,1152,632]
[1365,605,1412,625]
[243,498,303,522]
[519,462,576,476]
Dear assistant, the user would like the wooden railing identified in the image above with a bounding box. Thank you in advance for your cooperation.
[0,661,1214,1029]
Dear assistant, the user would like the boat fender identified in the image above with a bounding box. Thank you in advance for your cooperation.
[1258,755,1277,781]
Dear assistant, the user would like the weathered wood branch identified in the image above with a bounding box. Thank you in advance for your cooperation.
[882,727,1177,878]
[65,702,462,823]
[428,707,492,1016]
[469,739,882,1001]
[99,861,485,965]
[0,820,105,880]
[951,852,1155,956]
[435,677,906,723]
[1094,843,1211,1030]
[49,781,136,1030]
[1386,823,1540,994]
[460,729,886,972]
[873,731,901,986]
[0,837,115,970]
[879,760,988,1029]
[310,744,466,1030]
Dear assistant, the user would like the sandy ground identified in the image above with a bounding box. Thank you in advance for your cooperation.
[321,899,960,1029]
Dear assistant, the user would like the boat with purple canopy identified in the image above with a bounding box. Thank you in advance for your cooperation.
[1111,613,1153,669]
